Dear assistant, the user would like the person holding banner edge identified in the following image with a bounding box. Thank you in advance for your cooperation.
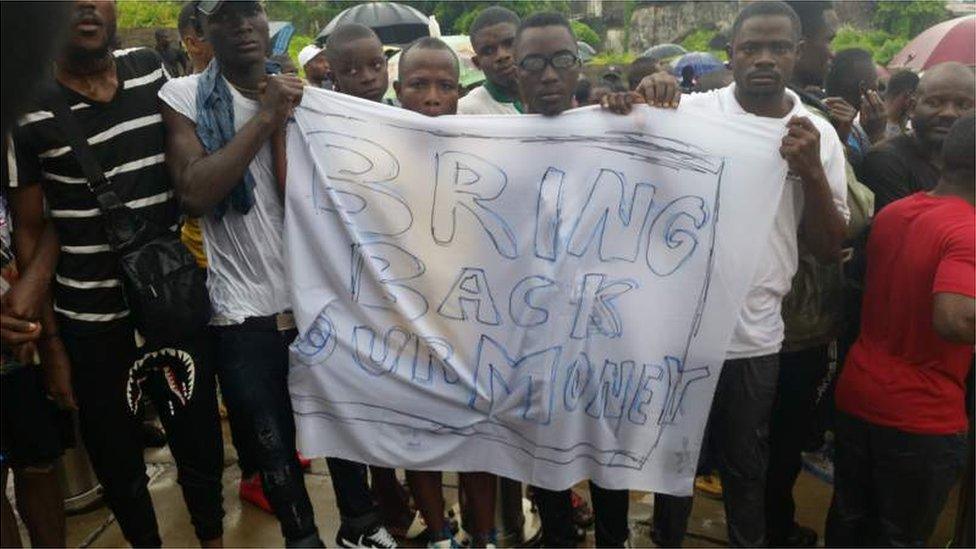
[510,11,680,548]
[632,1,849,546]
[160,1,397,547]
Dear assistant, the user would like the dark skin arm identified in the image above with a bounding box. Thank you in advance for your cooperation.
[781,116,847,263]
[600,72,682,114]
[933,293,975,345]
[162,74,303,217]
[7,183,76,409]
[6,184,58,321]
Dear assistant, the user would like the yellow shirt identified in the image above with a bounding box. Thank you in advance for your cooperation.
[181,217,208,268]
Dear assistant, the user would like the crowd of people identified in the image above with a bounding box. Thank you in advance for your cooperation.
[0,0,973,548]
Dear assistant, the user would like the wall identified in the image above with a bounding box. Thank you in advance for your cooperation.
[628,1,740,53]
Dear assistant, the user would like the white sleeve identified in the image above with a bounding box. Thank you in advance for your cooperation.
[158,75,199,123]
[818,121,850,224]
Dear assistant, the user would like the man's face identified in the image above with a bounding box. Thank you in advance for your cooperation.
[729,15,798,99]
[795,9,837,88]
[516,25,580,116]
[67,0,117,57]
[305,51,330,83]
[330,37,388,102]
[204,1,269,68]
[472,22,518,91]
[395,49,459,117]
[911,71,976,151]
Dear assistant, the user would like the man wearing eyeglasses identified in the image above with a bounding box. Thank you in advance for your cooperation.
[510,11,682,548]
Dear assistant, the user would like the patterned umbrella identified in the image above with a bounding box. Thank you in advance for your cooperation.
[888,15,976,71]
[317,2,430,47]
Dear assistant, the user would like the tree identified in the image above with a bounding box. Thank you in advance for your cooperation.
[873,0,951,40]
[117,0,181,29]
[571,21,599,48]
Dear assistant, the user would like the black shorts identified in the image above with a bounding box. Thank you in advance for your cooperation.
[1,365,64,468]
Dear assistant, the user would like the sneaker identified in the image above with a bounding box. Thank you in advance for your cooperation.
[405,511,428,539]
[336,524,398,548]
[239,474,273,514]
[427,532,458,548]
[570,489,594,528]
[801,439,835,485]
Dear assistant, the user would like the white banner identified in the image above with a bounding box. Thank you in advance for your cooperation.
[285,89,788,494]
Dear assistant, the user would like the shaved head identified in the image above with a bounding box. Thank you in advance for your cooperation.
[917,62,975,96]
[911,61,976,151]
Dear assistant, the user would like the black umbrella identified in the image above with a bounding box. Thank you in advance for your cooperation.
[316,2,430,46]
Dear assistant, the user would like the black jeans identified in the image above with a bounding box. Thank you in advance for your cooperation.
[64,322,224,546]
[652,354,779,547]
[214,320,321,546]
[214,320,381,544]
[825,412,967,547]
[536,482,629,547]
[765,345,829,541]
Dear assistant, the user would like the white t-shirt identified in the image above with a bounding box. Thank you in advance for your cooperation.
[158,75,289,325]
[458,85,521,115]
[682,84,850,359]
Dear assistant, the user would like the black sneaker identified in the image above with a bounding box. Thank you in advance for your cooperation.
[336,523,398,548]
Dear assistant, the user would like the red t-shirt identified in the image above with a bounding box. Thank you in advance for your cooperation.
[837,192,975,434]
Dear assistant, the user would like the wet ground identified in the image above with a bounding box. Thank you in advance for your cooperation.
[8,418,962,547]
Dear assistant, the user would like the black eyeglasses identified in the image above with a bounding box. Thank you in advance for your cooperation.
[518,50,580,73]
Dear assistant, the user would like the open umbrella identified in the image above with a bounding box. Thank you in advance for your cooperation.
[672,52,724,78]
[640,43,686,61]
[578,41,597,63]
[384,34,486,100]
[888,15,975,71]
[317,2,430,47]
[268,21,294,56]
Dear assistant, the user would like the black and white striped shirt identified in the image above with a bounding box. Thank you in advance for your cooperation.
[3,48,179,335]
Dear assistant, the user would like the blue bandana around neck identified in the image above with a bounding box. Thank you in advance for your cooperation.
[194,58,281,218]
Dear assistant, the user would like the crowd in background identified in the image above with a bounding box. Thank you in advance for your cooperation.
[0,1,973,548]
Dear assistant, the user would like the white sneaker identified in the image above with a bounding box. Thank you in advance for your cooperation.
[336,524,398,548]
[405,510,428,539]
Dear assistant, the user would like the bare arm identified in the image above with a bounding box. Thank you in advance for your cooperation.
[782,116,847,263]
[933,292,975,345]
[6,184,59,320]
[162,103,277,217]
[161,75,303,216]
[7,183,77,409]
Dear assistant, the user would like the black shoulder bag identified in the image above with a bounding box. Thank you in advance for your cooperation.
[47,84,211,345]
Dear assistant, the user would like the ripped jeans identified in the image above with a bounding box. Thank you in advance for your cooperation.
[215,319,321,547]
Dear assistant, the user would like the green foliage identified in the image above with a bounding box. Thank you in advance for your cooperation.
[589,51,635,67]
[438,1,570,35]
[266,1,359,37]
[832,25,910,66]
[117,0,181,29]
[680,28,715,53]
[678,28,728,62]
[873,0,950,39]
[571,21,600,48]
[830,0,952,66]
[288,34,315,78]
